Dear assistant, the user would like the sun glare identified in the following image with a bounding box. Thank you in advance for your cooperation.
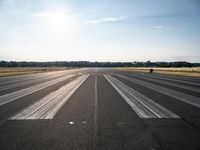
[48,13,72,31]
[38,10,75,33]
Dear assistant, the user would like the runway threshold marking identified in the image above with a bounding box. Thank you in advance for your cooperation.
[0,74,76,106]
[0,73,71,92]
[140,73,200,86]
[104,75,180,118]
[116,74,200,109]
[9,75,89,120]
[127,73,200,93]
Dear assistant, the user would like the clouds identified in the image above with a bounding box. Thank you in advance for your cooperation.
[0,0,199,62]
[153,25,172,30]
[34,12,53,18]
[153,25,163,29]
[85,16,126,24]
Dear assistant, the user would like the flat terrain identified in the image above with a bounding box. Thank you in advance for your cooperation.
[0,68,200,150]
[118,67,200,77]
[0,67,71,77]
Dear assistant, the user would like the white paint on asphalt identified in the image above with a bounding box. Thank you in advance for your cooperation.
[104,75,180,118]
[142,73,200,86]
[0,73,70,92]
[0,70,68,86]
[150,73,200,83]
[93,75,98,149]
[116,74,200,109]
[0,74,76,106]
[128,73,200,93]
[9,75,89,120]
[69,122,74,125]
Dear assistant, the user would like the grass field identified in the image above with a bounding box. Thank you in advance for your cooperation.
[117,67,200,77]
[0,67,73,77]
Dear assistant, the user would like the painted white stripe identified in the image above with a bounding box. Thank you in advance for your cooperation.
[128,73,200,93]
[116,74,200,109]
[93,76,98,148]
[104,75,180,118]
[0,71,63,85]
[0,73,69,92]
[142,73,200,85]
[148,73,200,85]
[0,74,76,106]
[9,75,89,120]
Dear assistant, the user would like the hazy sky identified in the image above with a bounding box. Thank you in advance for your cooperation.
[0,0,200,62]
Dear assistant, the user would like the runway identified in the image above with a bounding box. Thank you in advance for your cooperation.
[0,68,200,150]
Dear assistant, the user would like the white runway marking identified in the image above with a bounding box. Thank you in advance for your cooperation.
[0,73,70,92]
[104,75,180,118]
[93,76,98,149]
[0,74,76,106]
[9,75,89,120]
[128,73,200,93]
[116,74,200,109]
[10,75,89,120]
[0,71,67,86]
[140,73,200,86]
[69,122,74,125]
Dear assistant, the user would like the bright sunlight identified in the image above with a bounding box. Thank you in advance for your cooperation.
[36,10,75,33]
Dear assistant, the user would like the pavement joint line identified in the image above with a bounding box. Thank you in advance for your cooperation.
[116,74,200,109]
[9,75,89,120]
[93,75,98,150]
[104,74,180,118]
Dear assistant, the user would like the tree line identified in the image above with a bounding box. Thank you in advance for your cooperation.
[0,61,199,68]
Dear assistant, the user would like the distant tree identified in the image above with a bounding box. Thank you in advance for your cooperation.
[0,60,199,68]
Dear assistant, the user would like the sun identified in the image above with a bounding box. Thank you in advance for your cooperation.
[48,12,73,32]
[37,10,75,33]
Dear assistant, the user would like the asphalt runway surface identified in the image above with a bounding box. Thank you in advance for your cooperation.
[0,68,200,150]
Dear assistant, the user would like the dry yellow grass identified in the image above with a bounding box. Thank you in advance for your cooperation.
[0,67,72,77]
[117,67,200,78]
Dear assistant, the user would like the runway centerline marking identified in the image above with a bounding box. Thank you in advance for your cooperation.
[9,75,89,120]
[93,75,98,149]
[104,75,180,118]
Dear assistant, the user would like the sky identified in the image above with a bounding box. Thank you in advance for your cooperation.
[0,0,200,62]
